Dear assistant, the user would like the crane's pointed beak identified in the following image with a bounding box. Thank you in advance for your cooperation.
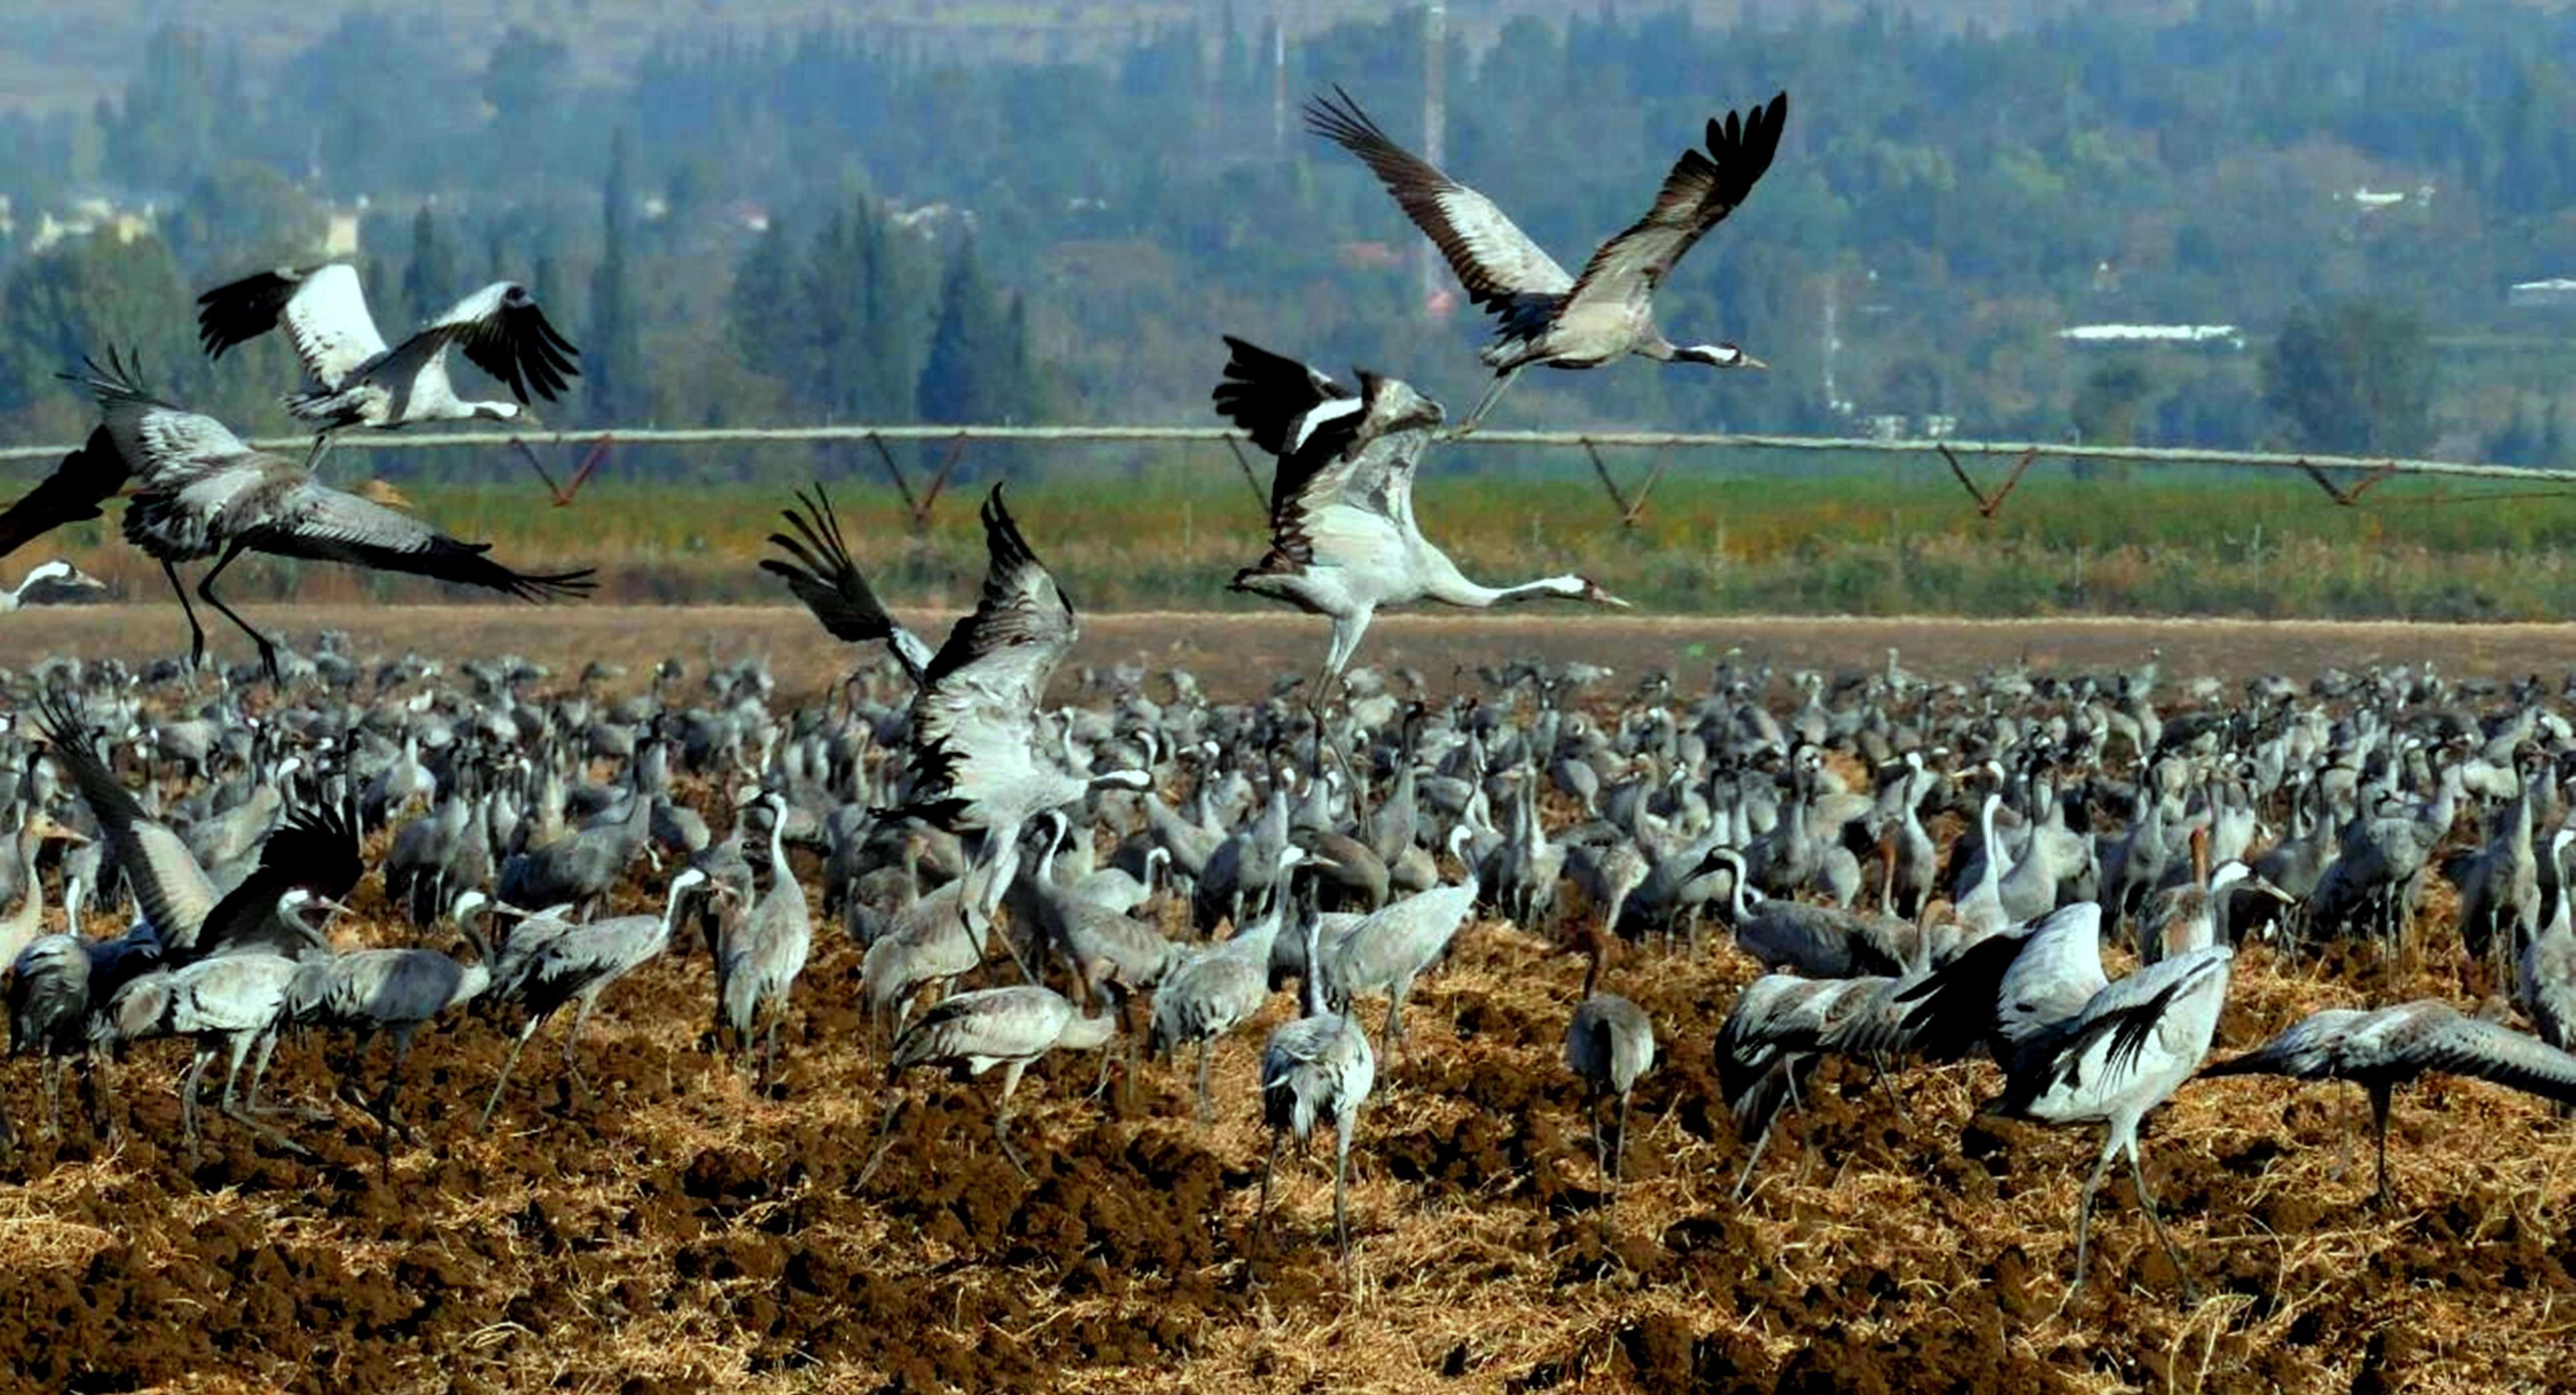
[1738,352,1769,370]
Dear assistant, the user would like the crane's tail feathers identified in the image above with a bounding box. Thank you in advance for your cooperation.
[56,347,170,411]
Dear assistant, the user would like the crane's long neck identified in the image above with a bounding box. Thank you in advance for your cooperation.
[1424,572,1586,610]
[766,809,791,884]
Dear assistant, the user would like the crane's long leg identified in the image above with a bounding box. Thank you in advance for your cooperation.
[244,1021,322,1120]
[1253,1128,1284,1262]
[219,1028,308,1156]
[1194,1040,1216,1125]
[993,1060,1031,1177]
[40,1057,64,1140]
[1613,1086,1633,1184]
[1733,1116,1780,1201]
[855,1089,910,1188]
[179,1043,216,1164]
[2060,1135,2119,1308]
[2368,1080,2395,1208]
[478,1011,548,1133]
[2125,1134,2197,1306]
[194,540,279,681]
[1451,366,1523,438]
[1333,1112,1360,1265]
[561,994,600,1108]
[160,559,209,670]
[377,1026,419,1145]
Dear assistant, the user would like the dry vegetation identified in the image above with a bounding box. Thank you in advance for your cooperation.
[1,614,2573,1392]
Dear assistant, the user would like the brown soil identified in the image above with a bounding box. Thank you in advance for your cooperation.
[0,612,2569,1392]
[13,604,2576,702]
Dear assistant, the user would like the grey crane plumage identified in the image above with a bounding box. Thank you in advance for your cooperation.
[195,262,578,444]
[38,694,222,959]
[92,940,318,1159]
[858,984,1117,1184]
[881,486,1149,935]
[1307,87,1787,433]
[478,868,713,1131]
[2519,827,2576,1053]
[715,792,812,1088]
[286,889,496,1151]
[1257,902,1376,1265]
[1993,943,2234,1305]
[1150,847,1307,1121]
[1563,921,1655,1182]
[68,357,594,677]
[9,921,162,1141]
[2201,998,2576,1205]
[1327,823,1480,1047]
[1214,338,1626,740]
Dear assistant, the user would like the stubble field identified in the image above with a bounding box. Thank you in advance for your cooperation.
[0,607,2572,1392]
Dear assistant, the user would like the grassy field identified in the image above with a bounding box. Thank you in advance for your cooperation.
[14,455,2576,620]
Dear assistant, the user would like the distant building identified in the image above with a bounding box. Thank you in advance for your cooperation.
[28,197,158,254]
[323,209,362,257]
[2508,279,2576,309]
[2056,323,2245,350]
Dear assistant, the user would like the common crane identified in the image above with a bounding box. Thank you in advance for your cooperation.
[1994,943,2233,1305]
[0,559,107,611]
[880,486,1150,933]
[1326,823,1479,1048]
[194,262,578,464]
[92,948,313,1160]
[1307,87,1788,433]
[1257,903,1375,1266]
[858,984,1117,1184]
[8,920,162,1142]
[1213,336,1626,739]
[2201,999,2576,1206]
[1150,853,1306,1122]
[715,791,812,1089]
[478,868,717,1131]
[285,889,498,1153]
[1563,918,1655,1182]
[69,357,595,678]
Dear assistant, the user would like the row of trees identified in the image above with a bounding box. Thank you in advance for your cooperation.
[3,4,2573,468]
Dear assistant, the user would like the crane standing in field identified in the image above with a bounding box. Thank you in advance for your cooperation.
[1994,941,2235,1306]
[194,261,579,468]
[1564,917,1655,1182]
[2200,999,2576,1206]
[67,356,594,679]
[1257,900,1377,1267]
[479,868,718,1131]
[715,791,813,1091]
[1307,86,1788,433]
[1213,336,1626,748]
[857,984,1118,1184]
[286,889,500,1160]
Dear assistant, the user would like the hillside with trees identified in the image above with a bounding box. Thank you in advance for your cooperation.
[1,3,2572,478]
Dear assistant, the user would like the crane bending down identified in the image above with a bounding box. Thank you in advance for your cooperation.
[194,261,578,465]
[879,486,1150,934]
[479,869,716,1131]
[285,889,499,1152]
[857,984,1117,1184]
[1213,336,1626,740]
[67,355,594,677]
[1307,87,1788,433]
[2201,999,2576,1205]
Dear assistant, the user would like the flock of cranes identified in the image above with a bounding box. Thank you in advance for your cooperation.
[1,77,2572,1320]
